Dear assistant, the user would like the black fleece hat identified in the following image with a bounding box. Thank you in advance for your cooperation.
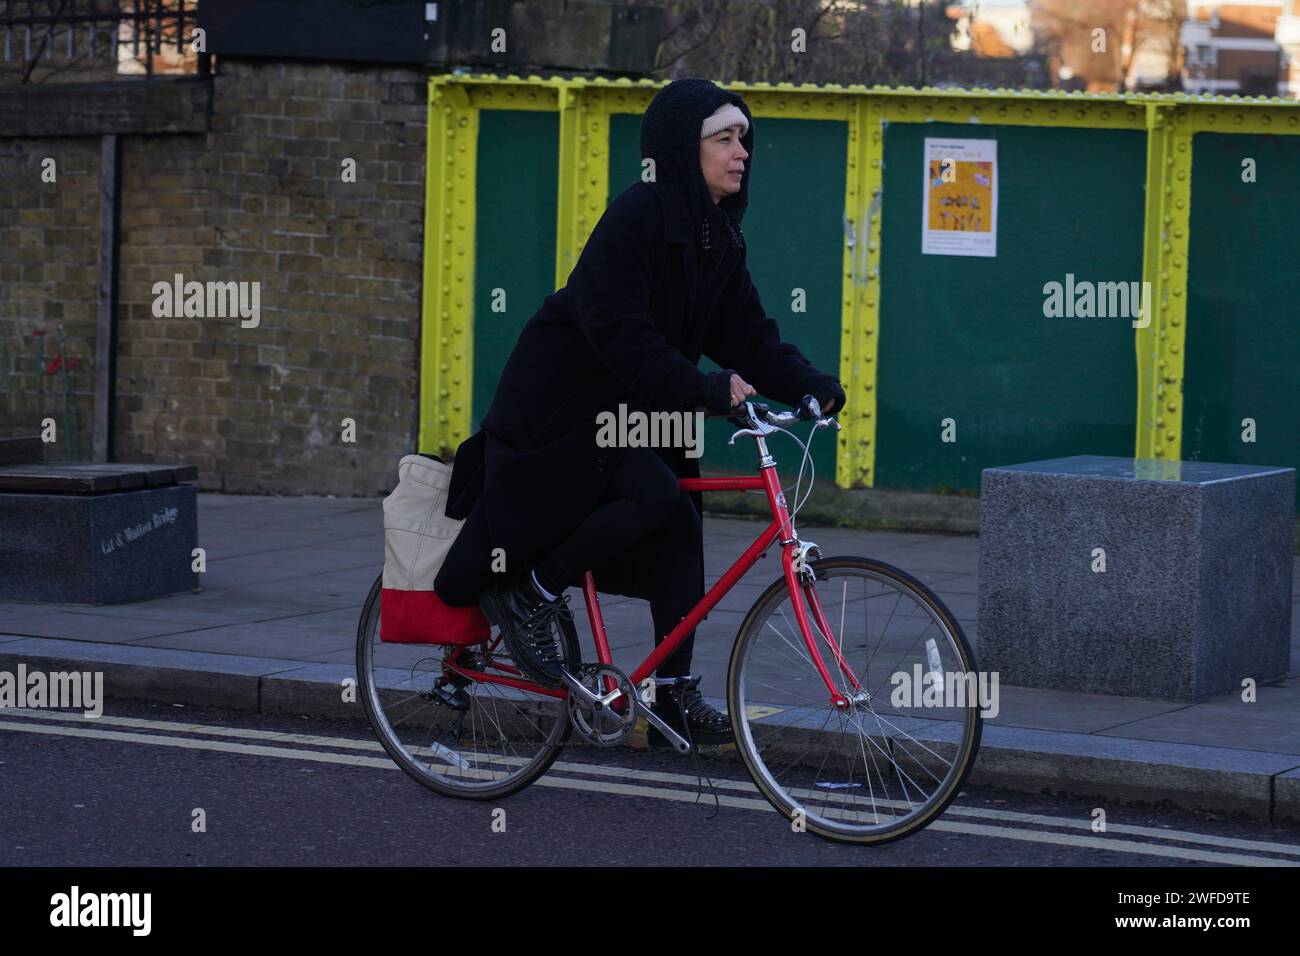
[640,78,754,243]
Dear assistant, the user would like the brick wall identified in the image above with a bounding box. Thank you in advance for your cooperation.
[0,137,100,460]
[1,57,428,494]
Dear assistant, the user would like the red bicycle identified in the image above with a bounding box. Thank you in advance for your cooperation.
[357,400,982,844]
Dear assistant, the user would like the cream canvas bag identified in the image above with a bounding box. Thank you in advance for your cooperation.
[380,454,489,644]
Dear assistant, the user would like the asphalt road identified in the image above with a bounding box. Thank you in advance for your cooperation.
[2,699,1298,867]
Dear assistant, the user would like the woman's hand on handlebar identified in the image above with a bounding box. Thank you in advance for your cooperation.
[808,376,845,415]
[729,373,756,408]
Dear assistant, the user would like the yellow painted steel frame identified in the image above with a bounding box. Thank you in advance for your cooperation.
[556,86,612,289]
[420,82,477,456]
[841,96,884,488]
[419,81,557,456]
[1137,103,1193,461]
[422,76,1300,481]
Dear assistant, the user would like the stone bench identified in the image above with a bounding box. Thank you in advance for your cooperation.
[0,434,43,465]
[0,463,199,605]
[979,455,1294,701]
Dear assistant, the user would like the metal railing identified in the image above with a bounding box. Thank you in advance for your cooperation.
[1,0,202,81]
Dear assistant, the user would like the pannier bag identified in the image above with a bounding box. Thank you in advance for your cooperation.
[380,454,491,645]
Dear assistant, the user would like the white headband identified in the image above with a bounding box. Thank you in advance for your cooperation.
[701,103,748,140]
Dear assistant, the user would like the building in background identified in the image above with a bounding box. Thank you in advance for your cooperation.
[1280,4,1300,94]
[938,0,1047,87]
[1181,1,1288,95]
[948,0,1035,56]
[1030,0,1186,93]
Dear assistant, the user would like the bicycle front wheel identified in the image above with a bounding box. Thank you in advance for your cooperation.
[356,574,579,801]
[728,557,982,845]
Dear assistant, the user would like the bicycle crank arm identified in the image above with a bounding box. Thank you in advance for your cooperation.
[561,669,691,752]
[559,669,600,704]
[636,705,692,754]
[560,668,631,712]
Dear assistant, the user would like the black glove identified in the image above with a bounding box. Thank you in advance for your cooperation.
[806,375,846,415]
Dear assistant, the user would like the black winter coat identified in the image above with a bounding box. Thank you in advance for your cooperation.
[437,79,841,607]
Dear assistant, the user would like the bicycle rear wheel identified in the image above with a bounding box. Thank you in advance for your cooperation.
[356,574,579,801]
[727,557,982,845]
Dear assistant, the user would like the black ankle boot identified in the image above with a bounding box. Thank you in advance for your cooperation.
[477,573,571,687]
[648,676,733,747]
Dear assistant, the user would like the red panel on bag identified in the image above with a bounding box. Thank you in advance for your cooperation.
[380,588,491,646]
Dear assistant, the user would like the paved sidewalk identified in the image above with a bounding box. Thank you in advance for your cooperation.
[2,492,1298,825]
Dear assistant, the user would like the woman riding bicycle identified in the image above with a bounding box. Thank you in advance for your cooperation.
[435,78,845,747]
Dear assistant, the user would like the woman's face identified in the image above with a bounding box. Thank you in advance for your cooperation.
[699,125,748,203]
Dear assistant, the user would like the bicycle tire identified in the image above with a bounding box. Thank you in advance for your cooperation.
[356,573,579,802]
[727,556,983,845]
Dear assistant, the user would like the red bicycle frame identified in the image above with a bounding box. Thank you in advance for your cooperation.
[453,456,862,710]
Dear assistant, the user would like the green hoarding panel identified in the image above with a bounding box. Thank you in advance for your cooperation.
[876,122,1145,493]
[471,110,559,430]
[1184,132,1300,511]
[609,113,846,483]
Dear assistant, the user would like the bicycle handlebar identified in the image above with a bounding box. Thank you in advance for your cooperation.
[696,395,837,426]
[693,395,840,431]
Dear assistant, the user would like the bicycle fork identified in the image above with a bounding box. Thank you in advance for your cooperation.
[779,541,865,711]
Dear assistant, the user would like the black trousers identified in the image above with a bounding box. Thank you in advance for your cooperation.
[534,447,702,679]
[437,447,704,679]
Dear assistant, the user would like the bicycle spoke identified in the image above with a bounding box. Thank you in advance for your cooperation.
[360,584,572,794]
[769,610,814,668]
[762,705,837,784]
[865,708,961,774]
[867,587,906,670]
[732,561,979,842]
[743,676,831,708]
[868,616,945,702]
[478,680,553,743]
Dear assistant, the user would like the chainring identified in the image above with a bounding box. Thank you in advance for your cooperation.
[566,663,638,747]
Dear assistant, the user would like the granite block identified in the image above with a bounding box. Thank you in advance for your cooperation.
[0,485,199,604]
[979,455,1294,701]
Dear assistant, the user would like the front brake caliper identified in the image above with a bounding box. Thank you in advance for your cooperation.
[796,541,822,584]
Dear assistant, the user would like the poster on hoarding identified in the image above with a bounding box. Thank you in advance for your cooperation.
[922,138,997,257]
